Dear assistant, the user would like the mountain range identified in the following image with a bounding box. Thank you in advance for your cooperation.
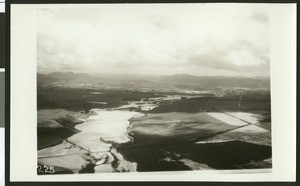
[37,72,270,90]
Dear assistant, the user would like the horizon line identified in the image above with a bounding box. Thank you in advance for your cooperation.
[37,71,270,78]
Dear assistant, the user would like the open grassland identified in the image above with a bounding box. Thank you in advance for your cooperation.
[127,112,238,147]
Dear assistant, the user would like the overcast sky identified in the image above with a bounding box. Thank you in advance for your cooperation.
[37,4,270,77]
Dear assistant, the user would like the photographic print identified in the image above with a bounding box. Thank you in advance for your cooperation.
[36,4,272,175]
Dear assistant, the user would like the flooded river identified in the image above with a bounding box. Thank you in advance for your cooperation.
[38,109,144,173]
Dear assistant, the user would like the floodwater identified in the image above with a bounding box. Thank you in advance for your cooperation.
[206,112,249,126]
[226,112,260,124]
[196,112,271,146]
[38,109,144,173]
[70,110,143,151]
[117,101,157,111]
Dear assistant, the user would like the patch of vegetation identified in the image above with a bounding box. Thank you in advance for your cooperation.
[119,141,271,171]
[37,86,162,112]
[148,94,271,113]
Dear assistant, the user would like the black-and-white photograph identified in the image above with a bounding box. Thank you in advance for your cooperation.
[36,4,272,175]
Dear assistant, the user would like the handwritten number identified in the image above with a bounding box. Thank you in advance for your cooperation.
[45,165,55,173]
[37,165,43,173]
[37,165,55,174]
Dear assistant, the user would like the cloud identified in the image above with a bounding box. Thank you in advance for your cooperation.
[251,11,269,23]
[188,38,269,72]
[37,4,270,77]
[40,8,103,24]
[148,15,174,30]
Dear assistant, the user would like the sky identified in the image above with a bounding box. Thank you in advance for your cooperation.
[37,4,270,77]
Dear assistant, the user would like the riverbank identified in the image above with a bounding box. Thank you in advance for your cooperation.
[37,109,89,150]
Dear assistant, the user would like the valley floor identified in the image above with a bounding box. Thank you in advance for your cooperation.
[37,88,271,174]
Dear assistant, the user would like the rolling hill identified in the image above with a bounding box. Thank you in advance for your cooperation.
[37,72,270,90]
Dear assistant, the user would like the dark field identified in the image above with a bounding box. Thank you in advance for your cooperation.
[148,95,271,114]
[119,140,271,171]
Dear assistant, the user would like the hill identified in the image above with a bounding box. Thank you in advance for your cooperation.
[37,72,270,90]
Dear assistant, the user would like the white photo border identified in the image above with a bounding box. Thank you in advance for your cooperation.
[8,3,297,182]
